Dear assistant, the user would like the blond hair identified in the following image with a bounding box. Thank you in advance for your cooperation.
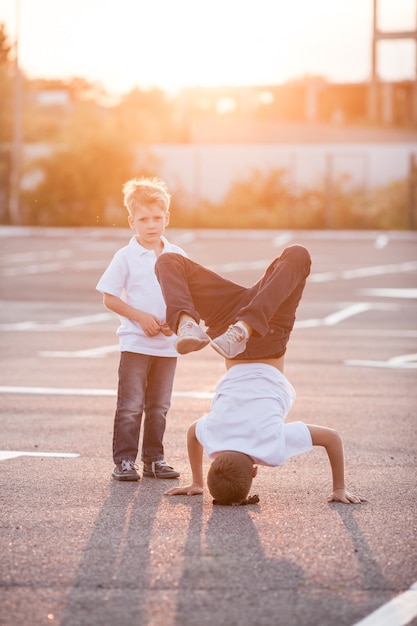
[207,451,254,505]
[122,177,171,216]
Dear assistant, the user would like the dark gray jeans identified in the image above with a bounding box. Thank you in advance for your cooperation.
[113,351,177,464]
[155,244,311,360]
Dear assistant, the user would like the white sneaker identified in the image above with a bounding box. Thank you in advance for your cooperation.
[210,324,248,358]
[175,321,210,354]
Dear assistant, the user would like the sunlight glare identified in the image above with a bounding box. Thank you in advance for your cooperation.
[0,0,414,94]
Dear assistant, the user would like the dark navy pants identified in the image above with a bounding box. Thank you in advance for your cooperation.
[155,244,311,360]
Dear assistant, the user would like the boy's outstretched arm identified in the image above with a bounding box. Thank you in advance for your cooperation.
[165,422,204,496]
[307,425,367,504]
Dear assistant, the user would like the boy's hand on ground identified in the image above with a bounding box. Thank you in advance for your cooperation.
[164,483,203,496]
[327,488,367,504]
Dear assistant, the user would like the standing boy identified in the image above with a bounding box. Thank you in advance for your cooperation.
[96,177,187,481]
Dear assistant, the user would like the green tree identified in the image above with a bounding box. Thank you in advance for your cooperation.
[0,22,14,142]
[23,77,110,143]
[114,87,186,143]
[22,104,140,226]
[210,168,293,228]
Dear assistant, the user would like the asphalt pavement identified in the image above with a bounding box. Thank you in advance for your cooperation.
[0,227,416,626]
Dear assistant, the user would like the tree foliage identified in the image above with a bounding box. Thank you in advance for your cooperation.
[0,22,12,66]
[0,22,14,142]
[114,88,186,143]
[22,105,138,226]
[0,18,411,230]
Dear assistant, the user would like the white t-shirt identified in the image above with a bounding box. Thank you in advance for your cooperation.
[96,235,187,357]
[195,363,312,466]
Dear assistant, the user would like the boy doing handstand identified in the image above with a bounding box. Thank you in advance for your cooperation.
[154,246,366,505]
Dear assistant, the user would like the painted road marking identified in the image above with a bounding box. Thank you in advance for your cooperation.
[0,312,113,331]
[0,451,80,461]
[209,259,272,273]
[207,259,417,280]
[36,304,397,357]
[0,386,214,399]
[360,288,417,299]
[345,353,417,369]
[374,234,389,249]
[0,302,399,358]
[352,581,417,626]
[3,250,73,263]
[310,260,417,283]
[295,303,375,329]
[4,257,415,280]
[1,259,105,277]
[39,345,119,358]
[333,330,417,338]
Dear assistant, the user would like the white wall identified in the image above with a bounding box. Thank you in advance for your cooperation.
[147,143,417,202]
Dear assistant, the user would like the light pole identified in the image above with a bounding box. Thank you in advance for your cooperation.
[370,0,417,125]
[9,0,22,225]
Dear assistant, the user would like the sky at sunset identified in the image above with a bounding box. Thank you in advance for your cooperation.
[0,0,415,95]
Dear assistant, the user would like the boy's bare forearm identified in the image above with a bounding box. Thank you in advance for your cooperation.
[324,432,345,491]
[308,425,345,490]
[187,422,204,487]
[307,424,366,504]
[103,293,143,322]
[164,423,204,497]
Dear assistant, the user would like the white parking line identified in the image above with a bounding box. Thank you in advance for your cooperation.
[32,304,396,358]
[374,234,389,249]
[208,259,273,272]
[352,581,417,626]
[39,345,118,358]
[1,260,106,277]
[360,289,417,299]
[295,303,374,328]
[345,353,417,369]
[3,251,415,281]
[310,260,417,283]
[0,312,113,331]
[0,451,80,461]
[0,386,214,399]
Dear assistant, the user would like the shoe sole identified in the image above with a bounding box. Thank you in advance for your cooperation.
[210,339,246,359]
[112,473,140,481]
[142,471,180,479]
[175,336,210,355]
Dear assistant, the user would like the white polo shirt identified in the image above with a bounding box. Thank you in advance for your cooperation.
[195,363,312,466]
[96,235,187,357]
